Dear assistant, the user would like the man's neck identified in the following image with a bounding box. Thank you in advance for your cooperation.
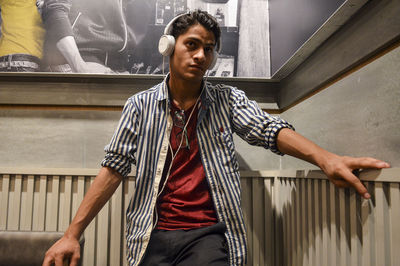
[168,75,203,111]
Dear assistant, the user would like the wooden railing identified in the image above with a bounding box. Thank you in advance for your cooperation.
[1,167,399,266]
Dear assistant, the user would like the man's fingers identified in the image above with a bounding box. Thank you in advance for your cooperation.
[340,169,370,199]
[347,157,390,170]
[54,254,66,266]
[70,252,81,266]
[42,256,54,266]
[331,179,351,188]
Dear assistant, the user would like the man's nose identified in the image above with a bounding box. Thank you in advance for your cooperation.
[193,48,206,62]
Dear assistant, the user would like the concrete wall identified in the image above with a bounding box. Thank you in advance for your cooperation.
[0,109,120,169]
[277,44,400,170]
[0,46,399,172]
[0,106,278,171]
[2,45,399,171]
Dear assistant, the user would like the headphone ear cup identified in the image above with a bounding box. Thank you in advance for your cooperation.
[158,35,176,56]
[208,51,219,70]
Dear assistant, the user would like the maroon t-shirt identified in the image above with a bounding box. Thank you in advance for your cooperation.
[156,101,218,230]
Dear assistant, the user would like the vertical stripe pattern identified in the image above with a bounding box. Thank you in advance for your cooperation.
[100,76,294,266]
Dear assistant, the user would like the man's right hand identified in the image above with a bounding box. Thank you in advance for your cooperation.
[42,235,81,266]
[75,61,115,74]
[42,167,123,266]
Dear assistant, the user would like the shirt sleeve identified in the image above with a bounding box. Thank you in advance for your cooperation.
[42,0,74,43]
[101,98,138,177]
[229,87,295,155]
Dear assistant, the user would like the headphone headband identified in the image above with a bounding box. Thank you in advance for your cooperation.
[163,13,187,35]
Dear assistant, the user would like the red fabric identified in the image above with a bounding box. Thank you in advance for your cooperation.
[156,101,218,230]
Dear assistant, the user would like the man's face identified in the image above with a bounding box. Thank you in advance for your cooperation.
[169,23,216,83]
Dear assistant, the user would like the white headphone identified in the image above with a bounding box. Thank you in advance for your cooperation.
[158,12,221,70]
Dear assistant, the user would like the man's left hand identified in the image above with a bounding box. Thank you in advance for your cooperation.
[319,154,390,199]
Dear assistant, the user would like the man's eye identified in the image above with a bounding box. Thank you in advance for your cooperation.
[186,42,196,48]
[205,47,213,53]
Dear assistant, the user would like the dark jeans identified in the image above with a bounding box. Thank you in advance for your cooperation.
[0,54,40,72]
[139,223,229,266]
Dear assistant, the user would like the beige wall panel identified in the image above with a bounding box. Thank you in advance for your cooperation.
[7,175,22,230]
[321,180,329,266]
[58,176,73,231]
[83,177,96,266]
[251,178,265,266]
[110,183,123,266]
[263,178,274,266]
[1,169,399,265]
[389,183,400,265]
[45,176,60,231]
[273,178,282,266]
[374,182,389,266]
[361,182,373,266]
[0,175,10,230]
[97,201,110,265]
[293,179,302,265]
[20,175,35,230]
[307,179,314,266]
[240,178,252,266]
[32,176,45,231]
[339,189,349,265]
[286,179,293,266]
[314,180,322,266]
[300,180,307,266]
[349,190,360,266]
[329,184,337,266]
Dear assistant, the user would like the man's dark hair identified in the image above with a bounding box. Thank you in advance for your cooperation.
[170,10,221,51]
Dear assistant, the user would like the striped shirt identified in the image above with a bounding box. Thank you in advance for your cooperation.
[101,75,294,266]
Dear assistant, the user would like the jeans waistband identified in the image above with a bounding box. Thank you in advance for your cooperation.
[0,54,41,70]
[0,54,41,64]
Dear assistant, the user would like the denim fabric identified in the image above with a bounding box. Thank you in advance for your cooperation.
[140,223,229,266]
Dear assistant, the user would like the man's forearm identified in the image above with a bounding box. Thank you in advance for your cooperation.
[56,36,86,72]
[64,167,123,240]
[276,128,333,168]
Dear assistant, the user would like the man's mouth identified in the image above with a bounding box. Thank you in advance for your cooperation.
[189,64,204,71]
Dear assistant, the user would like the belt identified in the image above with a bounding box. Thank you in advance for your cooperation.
[0,54,40,69]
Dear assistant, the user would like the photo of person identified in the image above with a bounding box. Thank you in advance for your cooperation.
[40,0,155,73]
[0,0,270,77]
[0,0,45,72]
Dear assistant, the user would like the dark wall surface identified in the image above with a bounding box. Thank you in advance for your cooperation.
[269,0,345,75]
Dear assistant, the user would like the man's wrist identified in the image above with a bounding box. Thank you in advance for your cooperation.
[71,58,87,73]
[314,149,339,172]
[64,225,83,240]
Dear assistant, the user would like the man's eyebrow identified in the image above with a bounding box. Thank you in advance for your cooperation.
[185,36,216,47]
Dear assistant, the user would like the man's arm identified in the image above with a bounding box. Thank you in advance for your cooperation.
[276,128,390,199]
[42,167,123,266]
[56,36,113,73]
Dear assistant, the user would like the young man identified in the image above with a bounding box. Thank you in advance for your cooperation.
[42,10,390,266]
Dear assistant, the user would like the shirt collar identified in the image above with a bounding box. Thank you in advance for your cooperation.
[156,74,170,102]
[156,73,216,106]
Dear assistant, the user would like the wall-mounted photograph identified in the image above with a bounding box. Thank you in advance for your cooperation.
[0,0,270,77]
